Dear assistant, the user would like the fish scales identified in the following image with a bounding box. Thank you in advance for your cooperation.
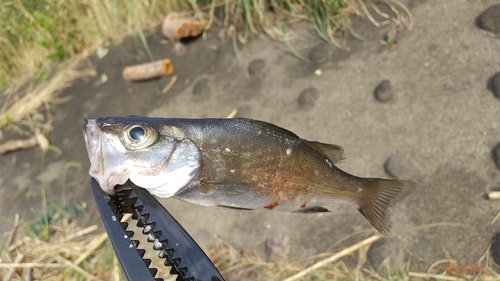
[171,119,359,206]
[83,116,415,235]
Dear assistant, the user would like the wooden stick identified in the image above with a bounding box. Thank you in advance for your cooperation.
[282,234,383,281]
[122,59,174,82]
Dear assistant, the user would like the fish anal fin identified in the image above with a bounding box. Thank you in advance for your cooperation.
[309,141,346,163]
[294,206,330,213]
[357,179,416,235]
[216,205,253,211]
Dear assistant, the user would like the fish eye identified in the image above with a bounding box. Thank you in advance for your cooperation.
[129,126,145,141]
[121,124,158,150]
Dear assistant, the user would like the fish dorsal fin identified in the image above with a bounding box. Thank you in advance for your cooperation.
[308,141,346,163]
[245,119,299,138]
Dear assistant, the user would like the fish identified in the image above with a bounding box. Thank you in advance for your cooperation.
[82,116,415,235]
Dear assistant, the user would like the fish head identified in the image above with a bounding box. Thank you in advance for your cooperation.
[82,116,200,198]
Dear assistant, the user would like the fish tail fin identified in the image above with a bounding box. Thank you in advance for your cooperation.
[357,179,416,235]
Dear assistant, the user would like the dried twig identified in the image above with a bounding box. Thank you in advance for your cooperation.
[162,75,177,94]
[3,253,24,281]
[56,224,98,244]
[0,134,48,155]
[54,255,101,281]
[0,60,95,131]
[283,234,383,281]
[74,233,108,266]
[226,109,237,118]
[4,214,19,248]
[409,271,498,280]
[0,263,64,268]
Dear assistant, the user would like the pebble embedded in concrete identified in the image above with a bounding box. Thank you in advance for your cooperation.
[476,4,500,33]
[488,72,500,100]
[491,232,500,267]
[374,80,394,102]
[248,59,266,76]
[298,87,320,109]
[492,142,500,170]
[308,43,330,63]
[384,152,423,180]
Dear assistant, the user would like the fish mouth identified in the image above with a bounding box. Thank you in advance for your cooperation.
[82,119,128,194]
[83,119,103,183]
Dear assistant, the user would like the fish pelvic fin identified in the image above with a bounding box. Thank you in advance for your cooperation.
[357,179,416,235]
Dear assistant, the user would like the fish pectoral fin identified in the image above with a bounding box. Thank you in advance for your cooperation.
[294,206,331,213]
[308,141,345,163]
[216,205,253,211]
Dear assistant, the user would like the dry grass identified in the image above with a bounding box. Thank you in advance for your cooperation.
[0,58,95,136]
[0,0,413,137]
[0,212,118,281]
[2,211,500,281]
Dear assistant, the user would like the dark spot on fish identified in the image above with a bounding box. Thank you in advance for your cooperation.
[200,181,214,195]
[264,201,279,210]
[300,200,307,208]
[289,196,296,201]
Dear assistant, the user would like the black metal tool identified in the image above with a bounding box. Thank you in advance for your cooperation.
[90,177,225,281]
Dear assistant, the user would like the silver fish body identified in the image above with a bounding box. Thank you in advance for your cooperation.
[83,116,415,234]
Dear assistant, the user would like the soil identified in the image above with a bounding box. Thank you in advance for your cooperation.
[1,0,499,272]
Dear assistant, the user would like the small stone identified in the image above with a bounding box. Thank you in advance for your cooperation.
[367,238,407,276]
[491,232,500,268]
[308,43,330,63]
[384,152,423,180]
[488,72,500,100]
[492,142,500,170]
[476,4,500,33]
[265,234,290,266]
[96,46,108,59]
[248,59,265,76]
[192,78,209,96]
[374,80,394,102]
[298,87,319,109]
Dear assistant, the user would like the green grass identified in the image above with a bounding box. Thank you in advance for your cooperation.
[0,0,357,87]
